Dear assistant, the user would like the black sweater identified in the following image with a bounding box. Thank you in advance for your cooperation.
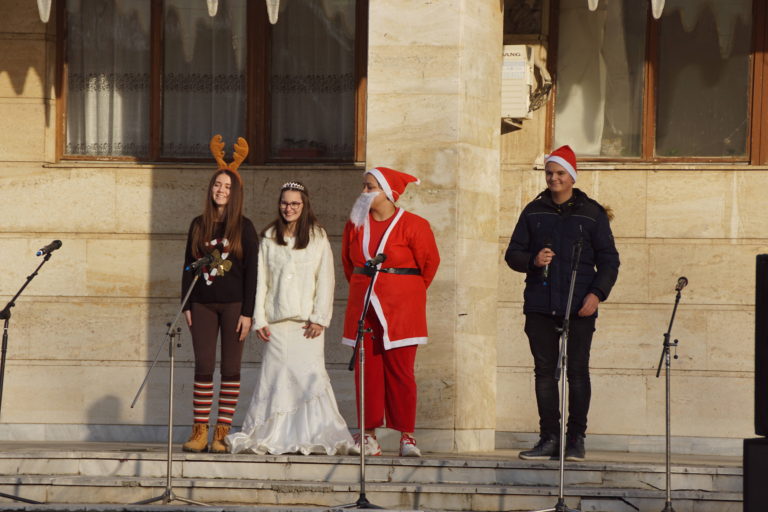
[181,216,259,317]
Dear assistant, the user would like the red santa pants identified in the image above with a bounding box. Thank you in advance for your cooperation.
[354,308,418,432]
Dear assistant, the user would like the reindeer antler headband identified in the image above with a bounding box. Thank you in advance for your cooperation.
[209,134,249,175]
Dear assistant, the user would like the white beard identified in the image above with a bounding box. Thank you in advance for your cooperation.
[349,191,379,227]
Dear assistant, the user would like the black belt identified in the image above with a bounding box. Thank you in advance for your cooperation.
[353,266,421,276]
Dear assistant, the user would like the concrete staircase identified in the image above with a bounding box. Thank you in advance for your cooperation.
[0,443,742,511]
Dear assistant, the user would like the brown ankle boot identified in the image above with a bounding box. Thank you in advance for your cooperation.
[209,423,231,453]
[182,423,209,453]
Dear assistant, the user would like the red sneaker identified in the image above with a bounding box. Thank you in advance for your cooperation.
[349,433,382,456]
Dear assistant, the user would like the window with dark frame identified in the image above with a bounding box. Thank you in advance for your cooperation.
[504,0,543,36]
[59,0,366,164]
[550,0,753,161]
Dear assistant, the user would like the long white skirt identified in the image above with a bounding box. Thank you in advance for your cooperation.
[226,320,353,455]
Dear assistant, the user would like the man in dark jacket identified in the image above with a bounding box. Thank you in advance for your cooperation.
[505,145,619,461]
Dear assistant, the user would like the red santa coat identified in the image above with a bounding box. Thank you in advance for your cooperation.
[342,208,440,350]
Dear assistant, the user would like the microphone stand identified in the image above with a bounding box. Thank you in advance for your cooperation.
[0,253,54,504]
[531,239,583,512]
[654,282,685,512]
[129,270,210,506]
[335,259,384,510]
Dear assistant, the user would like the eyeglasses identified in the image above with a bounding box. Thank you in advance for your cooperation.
[280,201,303,210]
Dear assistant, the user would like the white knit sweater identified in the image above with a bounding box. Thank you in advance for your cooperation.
[252,226,335,329]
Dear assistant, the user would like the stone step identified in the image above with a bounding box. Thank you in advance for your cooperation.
[0,451,742,493]
[0,476,743,512]
[0,444,743,511]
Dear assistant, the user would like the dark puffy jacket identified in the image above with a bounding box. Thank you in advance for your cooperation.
[505,188,619,317]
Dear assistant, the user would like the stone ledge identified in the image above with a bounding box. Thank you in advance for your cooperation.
[496,431,744,457]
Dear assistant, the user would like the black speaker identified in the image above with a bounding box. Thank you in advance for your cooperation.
[744,438,768,511]
[757,255,768,436]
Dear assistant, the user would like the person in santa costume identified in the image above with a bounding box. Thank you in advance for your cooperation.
[505,145,619,462]
[342,167,440,457]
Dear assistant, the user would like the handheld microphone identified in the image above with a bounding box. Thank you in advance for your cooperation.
[186,253,215,272]
[675,276,688,292]
[365,253,387,268]
[542,240,552,283]
[36,240,62,257]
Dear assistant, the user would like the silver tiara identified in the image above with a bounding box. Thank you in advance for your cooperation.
[281,181,305,192]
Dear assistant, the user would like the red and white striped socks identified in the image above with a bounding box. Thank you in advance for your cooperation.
[193,381,214,424]
[217,379,240,425]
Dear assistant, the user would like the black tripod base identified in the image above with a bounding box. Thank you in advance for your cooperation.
[530,497,581,512]
[0,491,41,504]
[660,501,675,512]
[133,489,210,506]
[334,493,384,509]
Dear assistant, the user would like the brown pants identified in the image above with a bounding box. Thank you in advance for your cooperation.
[189,302,244,381]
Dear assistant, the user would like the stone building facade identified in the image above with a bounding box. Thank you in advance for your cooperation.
[0,0,758,455]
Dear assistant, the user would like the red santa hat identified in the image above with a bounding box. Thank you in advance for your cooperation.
[365,167,420,202]
[544,145,577,182]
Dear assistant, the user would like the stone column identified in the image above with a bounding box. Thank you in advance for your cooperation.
[366,0,503,452]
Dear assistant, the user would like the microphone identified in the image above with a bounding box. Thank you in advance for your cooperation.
[542,239,552,282]
[675,276,688,292]
[185,253,215,272]
[365,253,387,268]
[571,237,584,271]
[36,240,62,257]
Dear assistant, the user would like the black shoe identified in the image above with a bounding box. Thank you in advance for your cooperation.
[519,435,559,460]
[565,435,585,461]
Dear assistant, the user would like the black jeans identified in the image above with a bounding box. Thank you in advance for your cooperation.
[524,312,596,438]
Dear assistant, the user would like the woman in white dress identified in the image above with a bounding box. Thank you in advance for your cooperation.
[226,181,353,455]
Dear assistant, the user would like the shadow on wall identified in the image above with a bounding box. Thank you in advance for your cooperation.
[0,2,56,181]
[0,2,57,129]
[86,395,122,441]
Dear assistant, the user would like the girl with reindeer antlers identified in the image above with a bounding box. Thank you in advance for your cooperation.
[180,135,259,453]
